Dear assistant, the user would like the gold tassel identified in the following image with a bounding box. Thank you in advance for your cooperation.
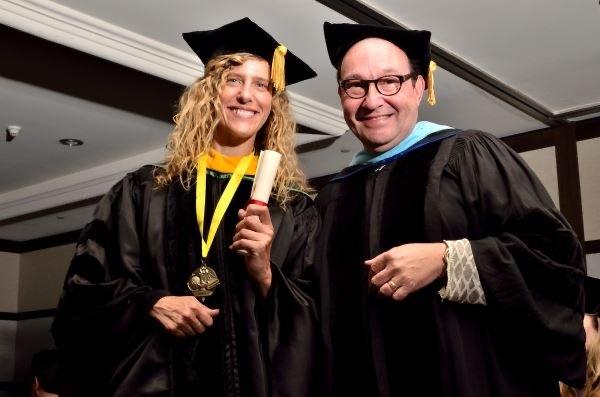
[427,60,437,106]
[271,45,287,92]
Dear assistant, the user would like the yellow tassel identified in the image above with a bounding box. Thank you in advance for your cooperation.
[427,60,437,106]
[271,44,287,92]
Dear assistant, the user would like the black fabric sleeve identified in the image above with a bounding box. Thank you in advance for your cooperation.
[448,131,586,386]
[262,195,323,397]
[51,168,170,393]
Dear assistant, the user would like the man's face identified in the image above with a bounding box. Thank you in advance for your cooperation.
[338,38,425,153]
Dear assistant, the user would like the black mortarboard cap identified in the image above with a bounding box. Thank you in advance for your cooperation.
[323,22,431,78]
[586,276,600,315]
[323,22,437,105]
[183,17,316,90]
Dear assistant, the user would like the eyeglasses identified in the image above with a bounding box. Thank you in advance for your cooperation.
[339,73,417,99]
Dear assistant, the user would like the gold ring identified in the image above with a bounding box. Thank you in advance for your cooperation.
[388,280,399,291]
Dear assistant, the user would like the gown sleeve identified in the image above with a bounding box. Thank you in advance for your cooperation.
[51,166,170,393]
[446,131,586,385]
[262,194,323,397]
[439,238,487,305]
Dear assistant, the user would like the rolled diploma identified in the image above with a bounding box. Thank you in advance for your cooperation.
[249,150,282,205]
[237,150,281,255]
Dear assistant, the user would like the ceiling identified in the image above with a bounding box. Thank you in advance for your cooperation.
[1,0,599,242]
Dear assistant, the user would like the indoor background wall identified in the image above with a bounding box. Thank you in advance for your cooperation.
[0,251,20,387]
[0,244,73,396]
[578,137,600,277]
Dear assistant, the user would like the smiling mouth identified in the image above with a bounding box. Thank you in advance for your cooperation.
[229,107,258,118]
[360,114,392,122]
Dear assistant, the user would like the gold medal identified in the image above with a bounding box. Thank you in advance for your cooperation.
[187,261,220,299]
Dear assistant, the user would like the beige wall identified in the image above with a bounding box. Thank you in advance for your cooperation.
[578,138,600,241]
[18,244,74,312]
[0,252,20,382]
[0,244,74,383]
[588,253,600,279]
[0,320,17,380]
[0,252,20,313]
[14,317,55,381]
[519,147,560,208]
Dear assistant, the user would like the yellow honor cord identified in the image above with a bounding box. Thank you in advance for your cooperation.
[427,60,437,106]
[196,151,254,259]
[271,44,287,92]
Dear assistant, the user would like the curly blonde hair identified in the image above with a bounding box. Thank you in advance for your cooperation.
[155,53,310,207]
[561,315,600,397]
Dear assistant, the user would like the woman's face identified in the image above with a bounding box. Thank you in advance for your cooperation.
[215,58,273,149]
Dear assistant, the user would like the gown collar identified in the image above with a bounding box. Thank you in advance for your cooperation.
[206,148,259,175]
[331,124,458,182]
[350,121,452,166]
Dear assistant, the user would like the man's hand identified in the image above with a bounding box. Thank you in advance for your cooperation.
[230,204,274,296]
[150,296,219,337]
[366,243,446,301]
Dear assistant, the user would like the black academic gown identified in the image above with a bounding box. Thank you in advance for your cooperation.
[52,165,322,397]
[316,130,586,397]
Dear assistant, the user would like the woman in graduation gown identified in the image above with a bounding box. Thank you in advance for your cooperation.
[52,18,321,397]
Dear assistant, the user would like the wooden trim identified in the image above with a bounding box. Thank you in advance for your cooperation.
[0,196,101,228]
[575,117,600,141]
[0,230,80,253]
[501,126,558,153]
[468,119,600,153]
[556,106,600,121]
[0,24,183,124]
[316,0,557,126]
[586,240,600,255]
[19,230,81,252]
[555,125,585,243]
[316,0,392,25]
[0,309,56,321]
[0,239,22,253]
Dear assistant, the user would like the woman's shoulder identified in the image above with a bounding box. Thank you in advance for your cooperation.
[287,187,314,205]
[117,164,171,192]
[127,164,162,183]
[104,165,165,202]
[280,189,318,221]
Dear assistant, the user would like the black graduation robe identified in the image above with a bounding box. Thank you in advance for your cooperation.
[316,130,586,397]
[52,165,322,397]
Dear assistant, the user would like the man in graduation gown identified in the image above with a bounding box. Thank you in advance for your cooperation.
[317,22,586,397]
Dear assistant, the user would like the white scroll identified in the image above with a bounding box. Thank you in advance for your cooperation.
[237,150,282,256]
[249,150,282,205]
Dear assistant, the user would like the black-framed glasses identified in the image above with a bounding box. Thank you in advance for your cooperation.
[339,73,417,99]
